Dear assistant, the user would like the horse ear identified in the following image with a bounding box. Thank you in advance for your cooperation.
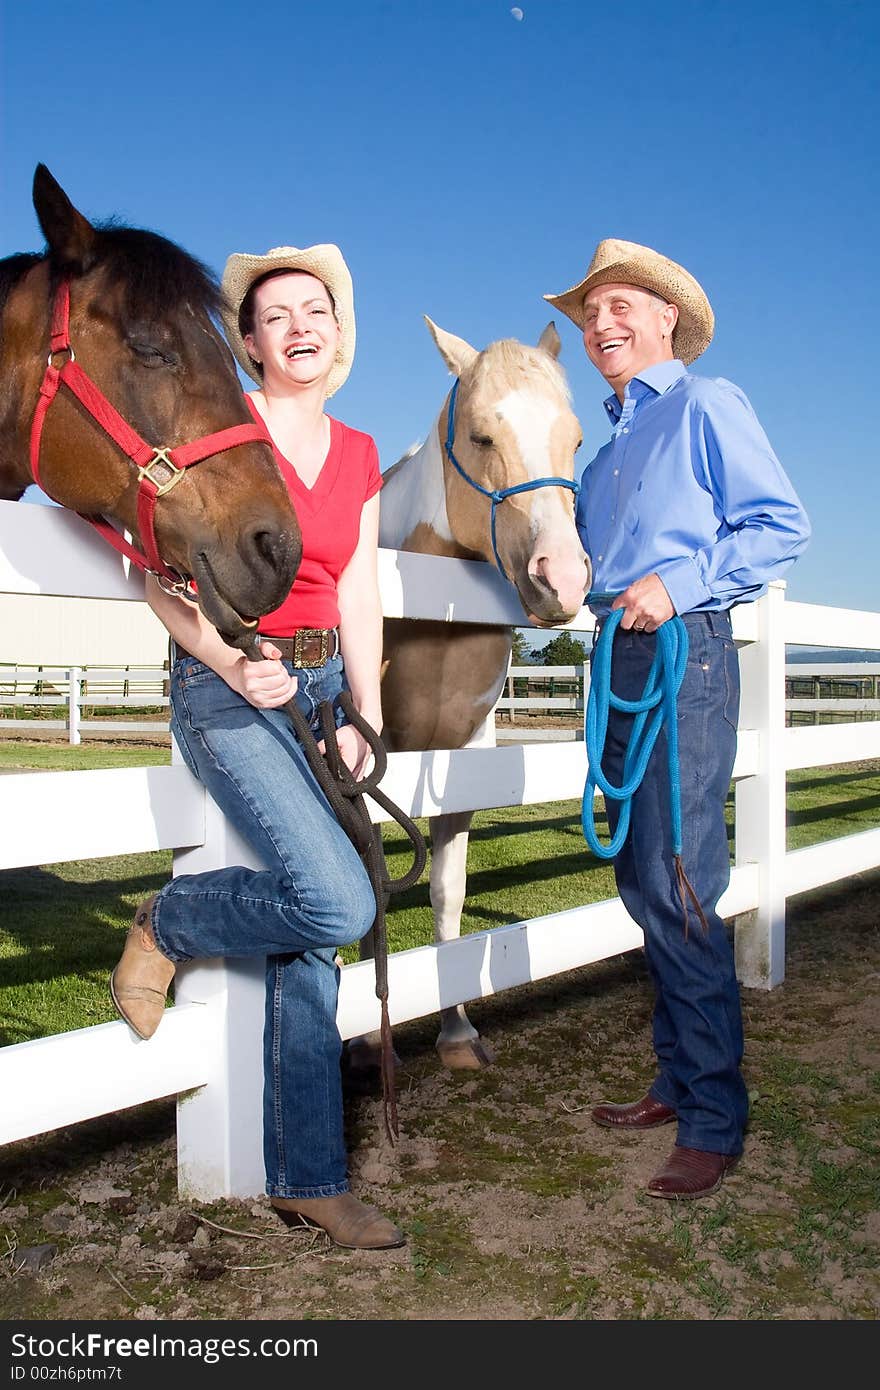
[537,321,562,359]
[424,315,479,376]
[32,164,97,273]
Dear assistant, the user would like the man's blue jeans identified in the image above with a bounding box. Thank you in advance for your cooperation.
[150,649,376,1198]
[596,609,749,1156]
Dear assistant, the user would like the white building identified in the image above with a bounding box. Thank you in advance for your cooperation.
[1,593,168,667]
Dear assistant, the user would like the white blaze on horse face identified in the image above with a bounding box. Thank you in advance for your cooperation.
[494,387,560,492]
[492,386,588,617]
[378,420,454,549]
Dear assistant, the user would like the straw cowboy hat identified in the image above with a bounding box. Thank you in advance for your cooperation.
[544,239,714,365]
[221,244,355,397]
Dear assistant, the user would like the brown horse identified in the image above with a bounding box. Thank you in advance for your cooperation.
[0,166,300,645]
[355,317,591,1069]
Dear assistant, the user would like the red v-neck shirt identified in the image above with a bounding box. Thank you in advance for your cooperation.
[245,394,382,635]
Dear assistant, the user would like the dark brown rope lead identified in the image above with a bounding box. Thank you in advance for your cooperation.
[674,854,710,942]
[318,696,425,1141]
[245,641,427,1143]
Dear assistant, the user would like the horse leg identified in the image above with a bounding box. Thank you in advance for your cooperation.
[430,809,495,1070]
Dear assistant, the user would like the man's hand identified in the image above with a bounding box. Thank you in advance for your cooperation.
[232,642,298,708]
[612,573,675,633]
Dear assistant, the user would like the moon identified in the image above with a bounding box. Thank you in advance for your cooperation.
[511,6,524,19]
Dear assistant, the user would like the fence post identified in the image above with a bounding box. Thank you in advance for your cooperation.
[170,738,266,1199]
[734,582,787,989]
[67,667,81,747]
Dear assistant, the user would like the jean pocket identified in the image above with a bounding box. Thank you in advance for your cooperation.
[722,637,741,733]
[174,656,214,687]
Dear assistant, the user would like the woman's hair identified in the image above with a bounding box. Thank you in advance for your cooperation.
[238,269,337,351]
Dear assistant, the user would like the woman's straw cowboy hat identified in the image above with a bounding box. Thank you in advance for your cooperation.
[221,244,355,397]
[544,239,714,365]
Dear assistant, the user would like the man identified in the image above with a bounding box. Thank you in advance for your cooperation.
[544,240,810,1198]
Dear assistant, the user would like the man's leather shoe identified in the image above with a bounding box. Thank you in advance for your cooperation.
[110,895,175,1040]
[646,1146,738,1199]
[591,1092,676,1130]
[271,1193,406,1250]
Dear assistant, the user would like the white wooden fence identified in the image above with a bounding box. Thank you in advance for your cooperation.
[1,499,879,1199]
[8,660,876,744]
[497,663,880,735]
[0,665,169,742]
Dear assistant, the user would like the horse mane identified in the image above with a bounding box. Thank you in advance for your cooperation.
[383,440,424,482]
[90,223,222,320]
[467,338,572,403]
[0,225,222,323]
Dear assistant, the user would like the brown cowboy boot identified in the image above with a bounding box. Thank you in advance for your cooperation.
[110,895,175,1040]
[271,1193,406,1250]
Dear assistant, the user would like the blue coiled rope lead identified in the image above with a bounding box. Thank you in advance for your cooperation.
[581,601,688,859]
[580,594,709,934]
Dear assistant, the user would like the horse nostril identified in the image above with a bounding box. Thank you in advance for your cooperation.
[253,529,278,567]
[529,558,555,594]
[249,524,299,578]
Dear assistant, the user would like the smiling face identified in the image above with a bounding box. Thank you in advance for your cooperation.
[581,282,678,397]
[244,271,340,394]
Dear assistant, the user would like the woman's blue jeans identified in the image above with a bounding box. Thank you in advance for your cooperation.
[151,648,376,1198]
[595,609,749,1156]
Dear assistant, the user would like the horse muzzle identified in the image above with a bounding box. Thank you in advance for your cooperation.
[519,546,592,625]
[186,519,302,643]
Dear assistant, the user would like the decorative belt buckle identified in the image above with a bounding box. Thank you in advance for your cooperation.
[293,628,329,667]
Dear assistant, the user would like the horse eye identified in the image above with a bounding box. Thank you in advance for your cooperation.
[575,439,583,452]
[129,340,178,368]
[470,433,493,448]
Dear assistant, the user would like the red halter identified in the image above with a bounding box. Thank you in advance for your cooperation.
[30,278,268,586]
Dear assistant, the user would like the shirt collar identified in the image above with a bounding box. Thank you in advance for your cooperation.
[602,359,687,423]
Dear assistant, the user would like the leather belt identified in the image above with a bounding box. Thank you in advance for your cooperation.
[174,628,339,669]
[260,629,339,667]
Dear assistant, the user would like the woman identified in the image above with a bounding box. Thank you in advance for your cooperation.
[110,243,403,1251]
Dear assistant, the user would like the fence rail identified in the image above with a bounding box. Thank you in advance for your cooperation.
[0,664,169,741]
[496,662,880,735]
[6,660,878,742]
[1,499,879,1199]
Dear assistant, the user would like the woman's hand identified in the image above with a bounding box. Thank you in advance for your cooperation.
[319,723,374,780]
[231,642,298,708]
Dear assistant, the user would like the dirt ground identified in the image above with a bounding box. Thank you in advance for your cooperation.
[1,868,878,1323]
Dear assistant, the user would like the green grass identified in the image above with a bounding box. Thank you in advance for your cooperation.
[1,741,877,1043]
[0,742,168,771]
[372,758,880,957]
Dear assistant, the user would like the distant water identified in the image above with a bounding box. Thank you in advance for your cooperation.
[787,648,880,663]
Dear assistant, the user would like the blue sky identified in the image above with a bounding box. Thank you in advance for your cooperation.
[2,0,878,612]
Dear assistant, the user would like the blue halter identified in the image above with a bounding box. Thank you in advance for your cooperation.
[443,377,580,581]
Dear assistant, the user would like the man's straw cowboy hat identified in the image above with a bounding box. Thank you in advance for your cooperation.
[544,239,714,365]
[221,244,355,398]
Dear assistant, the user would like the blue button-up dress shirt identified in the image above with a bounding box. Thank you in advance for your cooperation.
[576,360,811,616]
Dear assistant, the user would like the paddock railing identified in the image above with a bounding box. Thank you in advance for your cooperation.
[1,500,879,1199]
[496,663,880,736]
[4,660,877,744]
[0,665,170,742]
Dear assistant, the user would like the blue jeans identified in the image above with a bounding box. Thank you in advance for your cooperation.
[595,609,749,1156]
[151,648,376,1198]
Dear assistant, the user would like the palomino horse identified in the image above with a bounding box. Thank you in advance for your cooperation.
[0,166,300,645]
[357,317,591,1069]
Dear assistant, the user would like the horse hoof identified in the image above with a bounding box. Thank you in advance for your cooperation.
[436,1039,495,1071]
